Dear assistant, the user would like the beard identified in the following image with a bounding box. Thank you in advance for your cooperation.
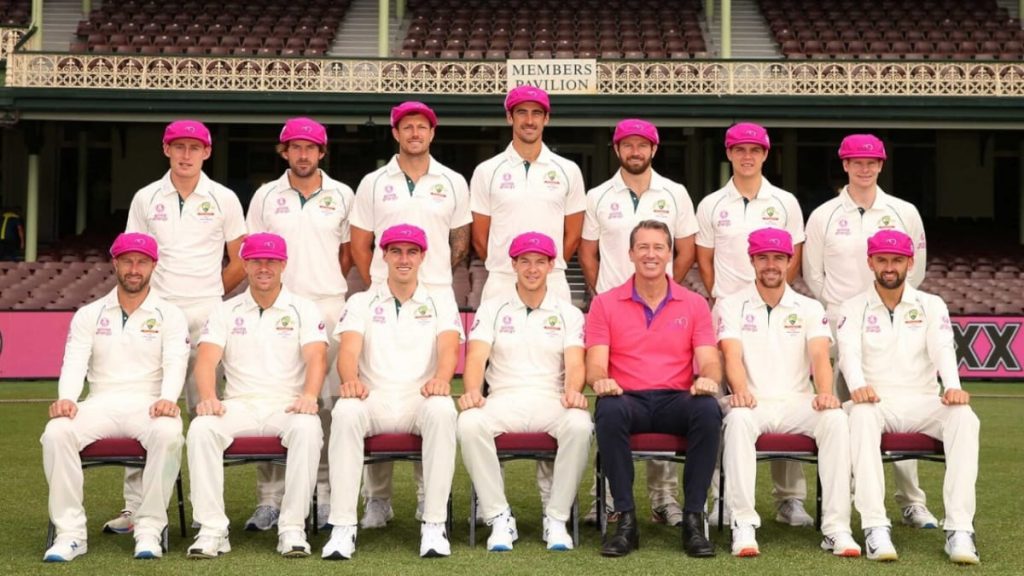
[620,156,652,176]
[290,163,318,178]
[117,274,149,294]
[875,271,906,290]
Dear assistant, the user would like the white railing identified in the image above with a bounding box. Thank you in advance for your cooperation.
[0,26,26,63]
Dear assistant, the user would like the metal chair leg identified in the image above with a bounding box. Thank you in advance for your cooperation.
[571,495,580,546]
[176,473,187,538]
[469,484,477,547]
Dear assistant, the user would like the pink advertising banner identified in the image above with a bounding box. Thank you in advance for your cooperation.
[952,316,1024,380]
[0,311,73,379]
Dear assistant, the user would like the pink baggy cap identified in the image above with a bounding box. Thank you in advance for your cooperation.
[110,232,159,261]
[509,232,557,259]
[726,122,771,150]
[163,120,211,147]
[838,134,887,160]
[280,117,327,146]
[391,101,438,128]
[379,224,428,251]
[867,230,914,257]
[747,228,793,256]
[240,233,288,261]
[613,119,660,146]
[504,85,550,113]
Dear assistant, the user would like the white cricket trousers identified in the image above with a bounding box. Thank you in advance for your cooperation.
[41,394,183,540]
[257,295,345,506]
[847,395,979,532]
[723,396,852,536]
[122,296,220,513]
[329,393,457,526]
[186,398,323,537]
[458,392,593,521]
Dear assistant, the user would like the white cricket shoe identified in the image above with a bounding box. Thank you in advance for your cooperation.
[486,508,518,552]
[322,524,357,560]
[186,534,230,559]
[945,530,980,565]
[133,534,162,559]
[820,531,862,557]
[277,529,311,558]
[420,522,451,558]
[360,497,394,529]
[901,504,939,529]
[864,526,898,561]
[775,498,814,527]
[244,505,279,531]
[730,523,759,557]
[102,510,134,534]
[543,516,573,551]
[43,538,87,562]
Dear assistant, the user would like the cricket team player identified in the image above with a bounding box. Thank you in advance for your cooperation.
[458,232,592,552]
[186,233,327,559]
[41,233,189,562]
[323,224,462,560]
[716,228,860,558]
[838,230,980,564]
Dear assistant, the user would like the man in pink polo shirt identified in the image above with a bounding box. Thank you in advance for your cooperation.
[586,219,723,558]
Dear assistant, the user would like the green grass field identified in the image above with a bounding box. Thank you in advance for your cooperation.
[2,381,1022,575]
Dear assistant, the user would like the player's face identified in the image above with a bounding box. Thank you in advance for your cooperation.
[244,258,286,293]
[392,114,435,157]
[726,144,768,179]
[506,102,548,145]
[281,140,324,178]
[512,252,554,293]
[751,252,789,289]
[163,138,211,181]
[868,253,912,290]
[113,253,155,294]
[383,242,424,284]
[629,228,672,281]
[615,136,656,176]
[843,158,884,189]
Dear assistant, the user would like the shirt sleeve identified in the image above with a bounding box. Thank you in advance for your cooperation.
[836,299,867,391]
[783,193,806,244]
[434,292,465,341]
[690,295,716,348]
[221,190,248,241]
[585,294,610,348]
[674,185,699,239]
[694,196,716,248]
[469,163,491,216]
[198,303,228,347]
[467,301,496,345]
[339,185,356,243]
[582,189,601,241]
[565,163,587,215]
[159,304,191,402]
[564,306,586,350]
[350,174,375,232]
[907,204,927,290]
[125,192,149,234]
[245,187,267,233]
[805,299,833,344]
[57,308,95,401]
[802,207,826,301]
[714,296,741,342]
[925,296,961,390]
[336,294,368,336]
[450,173,473,228]
[299,301,330,347]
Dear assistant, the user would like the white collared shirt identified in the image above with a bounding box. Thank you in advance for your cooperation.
[469,291,585,395]
[351,155,471,287]
[837,284,960,397]
[470,143,586,274]
[335,284,463,394]
[247,170,355,299]
[200,287,328,402]
[126,171,247,299]
[58,288,189,402]
[696,177,805,299]
[715,284,831,400]
[583,169,698,294]
[803,186,926,309]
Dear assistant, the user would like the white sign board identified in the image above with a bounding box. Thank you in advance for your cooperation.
[506,59,599,94]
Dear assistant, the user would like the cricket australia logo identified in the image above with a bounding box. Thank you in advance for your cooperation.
[877,215,895,229]
[319,196,336,211]
[276,315,295,334]
[543,170,560,186]
[762,206,779,222]
[414,304,434,322]
[141,318,160,334]
[197,201,215,217]
[543,315,562,332]
[430,184,447,200]
[783,313,803,333]
[904,308,923,326]
[653,199,669,216]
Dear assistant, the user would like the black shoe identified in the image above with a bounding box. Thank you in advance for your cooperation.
[601,510,639,557]
[682,512,715,557]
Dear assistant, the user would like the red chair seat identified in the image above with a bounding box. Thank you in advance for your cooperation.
[882,432,943,453]
[225,436,286,457]
[81,438,146,458]
[365,433,422,454]
[629,433,687,452]
[493,432,557,452]
[756,433,817,453]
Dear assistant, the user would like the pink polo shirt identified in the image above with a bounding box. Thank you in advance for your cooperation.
[586,276,715,391]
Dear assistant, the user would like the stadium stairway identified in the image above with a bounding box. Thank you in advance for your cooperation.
[42,0,88,51]
[706,0,780,58]
[330,0,404,57]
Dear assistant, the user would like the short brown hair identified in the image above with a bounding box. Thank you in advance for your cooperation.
[629,219,672,250]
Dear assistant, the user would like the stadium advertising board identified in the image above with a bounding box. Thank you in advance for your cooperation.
[953,317,1024,380]
[0,311,73,378]
[506,59,598,94]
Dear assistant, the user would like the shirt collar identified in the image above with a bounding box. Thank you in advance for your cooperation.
[505,287,560,312]
[270,169,345,196]
[238,285,295,312]
[372,281,432,305]
[723,176,777,202]
[745,283,799,310]
[384,154,442,177]
[614,275,685,301]
[866,282,920,310]
[159,170,213,198]
[839,185,889,212]
[99,287,163,314]
[610,169,668,195]
[504,142,552,165]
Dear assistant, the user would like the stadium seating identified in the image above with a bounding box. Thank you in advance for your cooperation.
[399,0,708,60]
[0,0,31,26]
[760,0,1024,60]
[72,0,347,56]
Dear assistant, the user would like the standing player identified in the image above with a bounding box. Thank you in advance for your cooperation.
[349,101,470,528]
[458,232,592,552]
[106,120,247,534]
[323,224,462,560]
[245,117,354,531]
[470,85,586,303]
[803,134,937,529]
[186,233,327,559]
[717,228,860,558]
[41,233,189,562]
[695,123,810,528]
[578,118,697,526]
[838,230,979,564]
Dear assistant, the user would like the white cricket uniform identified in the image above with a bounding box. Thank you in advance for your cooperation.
[41,289,189,541]
[715,285,852,536]
[470,143,586,302]
[583,169,699,294]
[246,169,354,503]
[837,285,978,532]
[457,292,593,521]
[352,155,471,291]
[328,284,463,526]
[695,177,805,299]
[186,287,328,537]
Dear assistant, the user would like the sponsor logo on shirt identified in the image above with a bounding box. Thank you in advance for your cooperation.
[414,304,434,323]
[499,315,515,334]
[196,201,216,222]
[543,315,562,333]
[383,184,398,202]
[275,197,290,214]
[543,170,560,188]
[430,184,447,201]
[608,201,623,220]
[835,217,851,236]
[741,313,758,332]
[231,317,247,335]
[500,172,515,190]
[318,196,336,212]
[876,215,896,230]
[940,315,952,331]
[372,305,386,324]
[153,203,168,221]
[904,308,924,326]
[276,315,295,335]
[653,199,670,216]
[96,316,112,336]
[140,317,161,340]
[783,313,803,334]
[866,314,881,333]
[761,206,780,223]
[716,210,731,228]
